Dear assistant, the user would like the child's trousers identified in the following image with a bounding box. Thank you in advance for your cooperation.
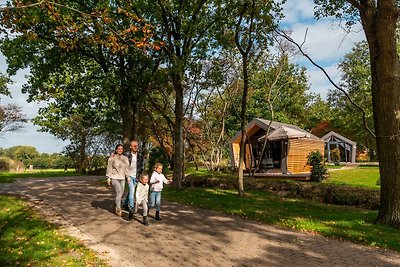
[134,199,148,216]
[148,191,161,211]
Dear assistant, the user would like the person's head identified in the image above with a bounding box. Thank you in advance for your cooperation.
[115,144,124,155]
[154,163,163,174]
[130,140,139,153]
[140,174,149,185]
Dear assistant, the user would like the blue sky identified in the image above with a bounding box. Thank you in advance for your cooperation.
[0,0,366,153]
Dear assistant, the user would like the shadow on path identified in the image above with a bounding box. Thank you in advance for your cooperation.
[1,176,399,267]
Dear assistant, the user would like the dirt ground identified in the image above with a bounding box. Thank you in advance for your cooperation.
[1,176,400,267]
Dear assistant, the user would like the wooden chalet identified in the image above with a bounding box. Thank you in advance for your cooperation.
[229,118,324,176]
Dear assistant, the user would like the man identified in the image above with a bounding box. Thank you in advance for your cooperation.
[123,140,145,220]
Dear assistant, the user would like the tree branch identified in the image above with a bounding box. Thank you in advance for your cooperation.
[275,29,376,138]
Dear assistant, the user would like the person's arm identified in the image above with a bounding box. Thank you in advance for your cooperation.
[124,157,131,183]
[163,174,172,184]
[106,157,113,187]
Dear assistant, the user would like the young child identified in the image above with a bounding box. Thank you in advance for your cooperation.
[131,174,150,226]
[148,163,172,220]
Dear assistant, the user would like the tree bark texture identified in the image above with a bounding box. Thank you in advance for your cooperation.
[238,55,249,197]
[359,0,400,226]
[172,73,184,189]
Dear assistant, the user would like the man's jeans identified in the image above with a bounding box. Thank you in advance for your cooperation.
[124,176,137,209]
[149,191,161,211]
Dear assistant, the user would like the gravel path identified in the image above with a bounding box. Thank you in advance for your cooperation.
[1,176,399,267]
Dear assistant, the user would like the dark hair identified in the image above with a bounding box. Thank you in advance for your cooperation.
[114,144,123,153]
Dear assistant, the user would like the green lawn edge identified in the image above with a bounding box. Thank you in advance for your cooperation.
[163,187,400,252]
[0,195,108,266]
[0,171,82,183]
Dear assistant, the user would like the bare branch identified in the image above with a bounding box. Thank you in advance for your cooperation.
[275,29,376,138]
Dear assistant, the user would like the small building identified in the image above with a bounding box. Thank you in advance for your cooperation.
[322,131,356,163]
[229,118,324,175]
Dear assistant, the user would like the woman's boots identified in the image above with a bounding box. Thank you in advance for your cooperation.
[115,207,122,217]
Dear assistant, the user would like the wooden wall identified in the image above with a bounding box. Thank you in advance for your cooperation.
[287,138,324,174]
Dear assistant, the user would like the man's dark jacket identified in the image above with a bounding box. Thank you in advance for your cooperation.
[123,151,145,178]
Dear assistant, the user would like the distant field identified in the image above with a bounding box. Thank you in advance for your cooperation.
[0,169,80,183]
[325,166,380,189]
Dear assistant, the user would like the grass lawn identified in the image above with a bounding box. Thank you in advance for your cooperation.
[0,169,81,183]
[325,165,343,169]
[325,166,380,189]
[163,187,400,252]
[0,195,107,266]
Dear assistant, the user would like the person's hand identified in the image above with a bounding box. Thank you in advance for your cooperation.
[155,180,160,184]
[127,177,131,184]
[107,178,111,188]
[169,179,173,182]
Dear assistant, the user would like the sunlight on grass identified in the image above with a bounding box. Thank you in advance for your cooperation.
[325,166,380,189]
[0,196,107,266]
[0,169,81,183]
[163,187,400,251]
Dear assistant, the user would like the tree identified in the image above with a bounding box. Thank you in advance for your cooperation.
[328,41,376,158]
[191,52,242,171]
[0,0,160,147]
[314,0,400,227]
[0,73,11,97]
[142,0,228,188]
[220,0,282,196]
[4,145,39,167]
[0,73,25,135]
[0,104,27,134]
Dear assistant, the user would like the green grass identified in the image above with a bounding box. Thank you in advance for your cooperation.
[325,166,380,189]
[163,187,400,251]
[0,169,81,183]
[325,165,343,169]
[0,195,107,266]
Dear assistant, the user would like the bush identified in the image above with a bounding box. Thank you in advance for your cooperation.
[182,175,380,210]
[0,157,10,171]
[307,150,328,182]
[0,157,24,172]
[147,147,170,175]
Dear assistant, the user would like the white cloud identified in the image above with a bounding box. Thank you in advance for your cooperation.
[281,0,315,25]
[280,0,366,97]
[306,63,341,97]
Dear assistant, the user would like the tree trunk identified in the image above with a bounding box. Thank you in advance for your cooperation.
[238,55,249,197]
[360,1,400,227]
[120,99,134,147]
[172,73,184,189]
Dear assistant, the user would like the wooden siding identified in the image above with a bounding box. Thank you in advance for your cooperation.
[287,139,324,174]
[232,143,240,167]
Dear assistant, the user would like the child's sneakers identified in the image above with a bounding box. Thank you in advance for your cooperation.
[143,216,149,226]
[128,209,134,220]
[155,211,161,221]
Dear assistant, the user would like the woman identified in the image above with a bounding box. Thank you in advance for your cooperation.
[106,144,129,216]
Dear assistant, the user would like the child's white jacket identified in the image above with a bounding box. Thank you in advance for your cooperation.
[135,182,149,203]
[150,171,170,192]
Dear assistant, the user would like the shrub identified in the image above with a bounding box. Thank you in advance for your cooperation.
[0,157,10,171]
[307,150,328,182]
[147,147,170,175]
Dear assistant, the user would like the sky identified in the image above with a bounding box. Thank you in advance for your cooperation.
[0,0,366,154]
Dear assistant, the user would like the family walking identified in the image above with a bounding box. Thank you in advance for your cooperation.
[105,140,172,226]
